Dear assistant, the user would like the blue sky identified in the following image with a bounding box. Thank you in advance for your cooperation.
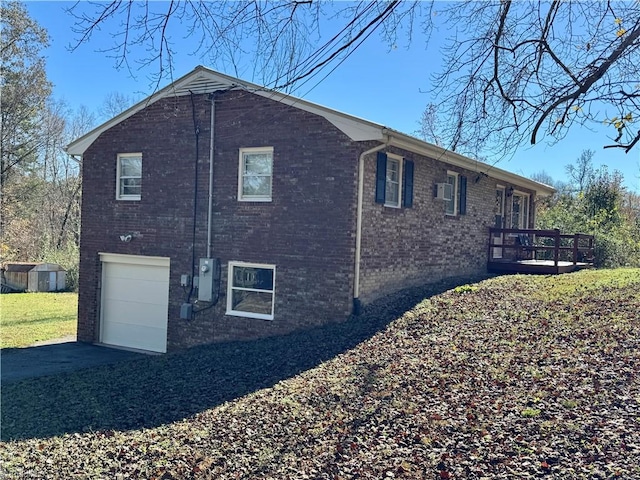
[27,1,640,192]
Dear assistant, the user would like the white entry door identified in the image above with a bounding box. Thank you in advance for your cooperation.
[100,253,170,353]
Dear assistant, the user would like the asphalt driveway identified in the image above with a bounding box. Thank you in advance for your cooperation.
[1,340,146,384]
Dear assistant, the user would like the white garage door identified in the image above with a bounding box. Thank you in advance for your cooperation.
[99,253,170,353]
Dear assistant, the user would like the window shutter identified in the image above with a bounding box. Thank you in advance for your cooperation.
[459,175,467,215]
[375,152,387,204]
[402,159,414,208]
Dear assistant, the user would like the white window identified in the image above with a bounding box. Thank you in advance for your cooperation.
[385,155,402,208]
[238,147,273,201]
[496,186,506,219]
[445,171,458,215]
[511,192,530,229]
[116,153,142,200]
[227,262,275,320]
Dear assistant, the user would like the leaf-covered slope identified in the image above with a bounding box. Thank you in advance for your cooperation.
[2,269,639,479]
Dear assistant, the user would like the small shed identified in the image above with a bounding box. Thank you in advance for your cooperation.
[1,262,67,292]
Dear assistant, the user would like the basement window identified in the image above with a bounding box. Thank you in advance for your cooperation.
[226,262,275,320]
[116,153,142,200]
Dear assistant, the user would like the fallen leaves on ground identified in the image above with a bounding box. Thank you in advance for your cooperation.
[2,269,639,479]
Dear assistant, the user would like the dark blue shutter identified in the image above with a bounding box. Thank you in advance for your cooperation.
[375,152,387,204]
[459,175,467,215]
[402,159,414,208]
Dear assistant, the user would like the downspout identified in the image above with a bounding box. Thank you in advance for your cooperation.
[186,92,200,304]
[353,140,388,314]
[207,92,216,258]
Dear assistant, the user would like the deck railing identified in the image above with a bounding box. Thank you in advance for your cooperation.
[488,228,595,267]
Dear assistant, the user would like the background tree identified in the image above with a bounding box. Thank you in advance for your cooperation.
[1,0,52,259]
[1,2,97,290]
[1,97,93,289]
[98,91,138,121]
[67,1,416,93]
[429,1,640,158]
[534,150,640,267]
[529,171,557,190]
[68,1,640,156]
[565,150,596,194]
[417,103,444,148]
[0,1,51,185]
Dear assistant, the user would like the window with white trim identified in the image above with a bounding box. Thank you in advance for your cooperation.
[384,156,402,208]
[226,262,275,320]
[116,153,142,200]
[238,147,273,201]
[511,192,530,228]
[445,171,458,215]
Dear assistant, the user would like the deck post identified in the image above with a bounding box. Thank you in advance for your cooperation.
[573,233,579,265]
[554,229,560,267]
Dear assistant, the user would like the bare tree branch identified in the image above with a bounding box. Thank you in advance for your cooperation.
[63,1,640,155]
[531,22,640,145]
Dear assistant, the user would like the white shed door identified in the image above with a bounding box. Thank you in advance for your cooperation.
[100,253,170,353]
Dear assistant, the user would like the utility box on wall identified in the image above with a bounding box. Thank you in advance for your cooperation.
[198,258,220,302]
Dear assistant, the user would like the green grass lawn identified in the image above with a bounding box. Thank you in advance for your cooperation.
[0,292,77,348]
[2,269,639,478]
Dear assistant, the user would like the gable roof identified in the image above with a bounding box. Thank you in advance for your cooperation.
[67,65,554,196]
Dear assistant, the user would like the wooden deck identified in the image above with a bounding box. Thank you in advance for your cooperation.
[488,259,593,274]
[487,228,595,275]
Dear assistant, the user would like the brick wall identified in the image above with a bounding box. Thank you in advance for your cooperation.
[78,87,539,351]
[79,91,360,349]
[357,145,535,303]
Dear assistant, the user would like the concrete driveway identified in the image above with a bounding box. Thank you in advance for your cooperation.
[1,338,146,384]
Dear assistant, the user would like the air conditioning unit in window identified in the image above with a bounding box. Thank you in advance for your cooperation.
[435,183,453,201]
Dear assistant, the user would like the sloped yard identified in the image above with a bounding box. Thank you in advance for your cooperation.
[1,269,639,479]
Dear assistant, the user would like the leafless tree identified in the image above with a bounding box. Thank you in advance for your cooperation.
[1,99,92,260]
[98,91,138,121]
[67,1,419,93]
[68,1,640,155]
[417,103,443,148]
[429,1,640,157]
[566,149,596,194]
[529,170,555,188]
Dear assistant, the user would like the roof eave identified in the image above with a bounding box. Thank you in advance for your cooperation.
[66,66,213,156]
[65,65,555,197]
[66,65,385,156]
[384,129,556,197]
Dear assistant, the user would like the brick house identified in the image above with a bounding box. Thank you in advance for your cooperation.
[67,66,554,353]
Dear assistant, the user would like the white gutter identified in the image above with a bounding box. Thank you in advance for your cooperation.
[206,93,216,258]
[382,129,556,197]
[353,141,388,306]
